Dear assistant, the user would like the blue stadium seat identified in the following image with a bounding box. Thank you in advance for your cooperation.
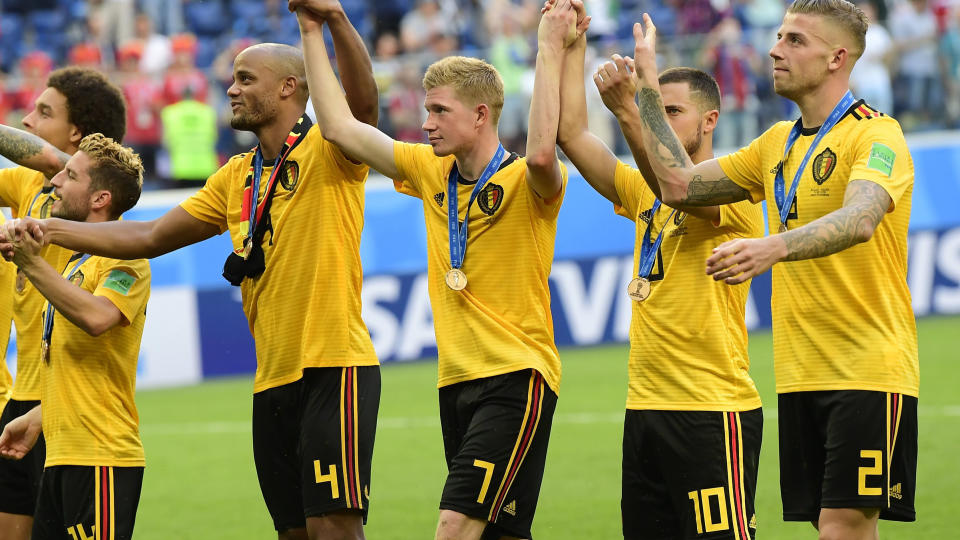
[29,10,68,64]
[230,0,267,21]
[184,0,228,36]
[0,14,25,72]
[194,35,220,69]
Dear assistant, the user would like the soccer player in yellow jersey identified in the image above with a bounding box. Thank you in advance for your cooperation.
[2,13,381,540]
[557,21,766,535]
[626,1,919,538]
[294,0,584,537]
[0,133,147,540]
[0,67,126,539]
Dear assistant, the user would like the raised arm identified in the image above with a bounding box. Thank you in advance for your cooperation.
[305,0,379,126]
[526,0,580,199]
[628,15,749,207]
[0,125,70,179]
[595,56,720,221]
[556,29,621,205]
[291,1,400,179]
[7,228,124,336]
[705,180,892,283]
[2,206,220,262]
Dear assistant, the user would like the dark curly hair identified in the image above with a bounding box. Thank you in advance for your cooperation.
[46,67,127,143]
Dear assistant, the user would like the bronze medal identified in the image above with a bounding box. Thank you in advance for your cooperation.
[41,340,50,363]
[778,222,788,234]
[445,268,467,291]
[15,270,26,294]
[627,277,651,302]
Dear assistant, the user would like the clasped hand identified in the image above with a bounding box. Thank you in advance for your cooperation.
[0,217,45,265]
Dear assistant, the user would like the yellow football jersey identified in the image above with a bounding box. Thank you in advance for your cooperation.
[392,142,565,393]
[181,125,378,393]
[0,214,12,411]
[0,167,73,401]
[717,101,918,396]
[42,255,150,467]
[614,160,764,411]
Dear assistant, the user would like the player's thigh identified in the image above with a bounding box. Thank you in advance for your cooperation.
[440,369,557,540]
[779,391,917,523]
[31,466,143,540]
[299,366,380,522]
[0,399,45,516]
[624,409,762,540]
[621,409,675,540]
[253,378,307,532]
[820,391,917,522]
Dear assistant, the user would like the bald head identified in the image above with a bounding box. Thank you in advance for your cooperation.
[237,43,309,103]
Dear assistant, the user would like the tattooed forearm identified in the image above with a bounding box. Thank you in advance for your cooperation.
[685,175,750,205]
[0,125,45,161]
[636,88,692,170]
[782,180,890,261]
[0,125,70,176]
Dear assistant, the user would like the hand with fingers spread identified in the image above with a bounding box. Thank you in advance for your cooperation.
[631,13,660,89]
[705,236,788,284]
[538,0,580,49]
[594,54,639,118]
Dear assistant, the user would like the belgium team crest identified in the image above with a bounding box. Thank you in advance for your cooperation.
[812,147,837,185]
[68,270,85,287]
[39,197,54,218]
[280,162,300,191]
[477,182,503,216]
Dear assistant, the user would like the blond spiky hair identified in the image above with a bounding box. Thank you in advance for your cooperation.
[78,133,144,219]
[422,56,505,124]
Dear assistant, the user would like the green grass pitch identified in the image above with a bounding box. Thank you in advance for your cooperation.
[133,315,958,538]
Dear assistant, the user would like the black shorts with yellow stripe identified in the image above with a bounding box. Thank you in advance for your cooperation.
[31,465,143,540]
[252,366,380,532]
[622,408,763,540]
[439,369,558,540]
[778,390,917,522]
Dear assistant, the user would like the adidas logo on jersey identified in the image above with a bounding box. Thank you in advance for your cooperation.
[890,483,902,500]
[749,514,757,529]
[434,192,445,207]
[502,500,517,516]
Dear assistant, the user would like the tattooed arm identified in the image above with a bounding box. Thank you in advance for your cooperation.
[634,87,750,206]
[0,125,70,179]
[781,180,891,259]
[704,180,892,284]
[628,16,751,207]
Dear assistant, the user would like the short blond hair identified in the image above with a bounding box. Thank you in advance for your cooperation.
[79,133,144,219]
[788,0,868,59]
[422,56,505,124]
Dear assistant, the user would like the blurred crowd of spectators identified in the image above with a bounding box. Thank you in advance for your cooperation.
[1,0,959,186]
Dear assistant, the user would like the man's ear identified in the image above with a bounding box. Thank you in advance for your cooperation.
[702,109,719,134]
[475,103,491,128]
[91,189,112,214]
[280,76,298,98]
[68,124,82,146]
[828,47,849,73]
